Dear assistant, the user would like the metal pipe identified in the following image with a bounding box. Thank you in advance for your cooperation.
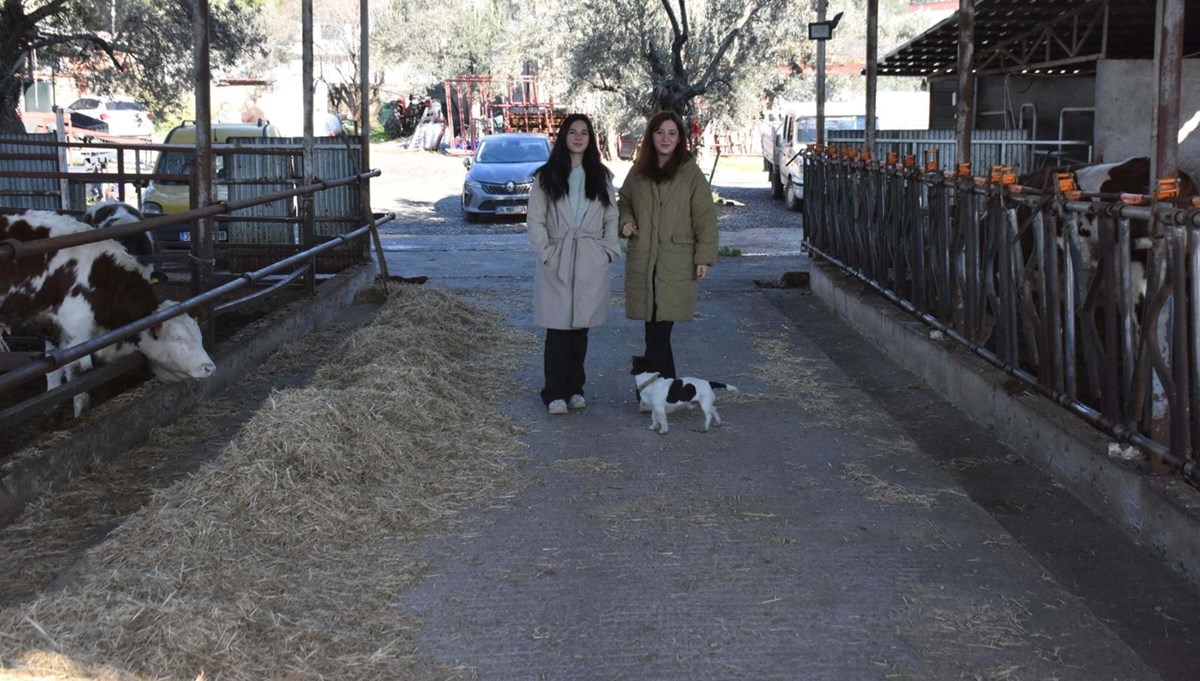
[1117,217,1136,420]
[956,0,976,170]
[192,0,214,308]
[816,0,827,148]
[866,0,879,150]
[1169,225,1191,461]
[302,0,316,253]
[0,214,395,395]
[1152,0,1185,182]
[0,171,381,262]
[1018,102,1038,141]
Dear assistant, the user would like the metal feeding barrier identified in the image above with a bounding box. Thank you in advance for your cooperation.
[0,171,391,432]
[802,148,1200,481]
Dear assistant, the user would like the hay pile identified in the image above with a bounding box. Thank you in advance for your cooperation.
[0,284,530,680]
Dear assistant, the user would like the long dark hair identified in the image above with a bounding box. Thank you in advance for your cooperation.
[633,111,691,183]
[534,113,612,206]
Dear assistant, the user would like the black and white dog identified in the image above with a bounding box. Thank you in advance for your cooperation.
[631,355,738,434]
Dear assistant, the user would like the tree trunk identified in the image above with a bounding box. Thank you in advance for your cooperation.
[0,79,24,135]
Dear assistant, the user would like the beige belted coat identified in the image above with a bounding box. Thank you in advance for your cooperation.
[618,159,718,322]
[527,177,621,330]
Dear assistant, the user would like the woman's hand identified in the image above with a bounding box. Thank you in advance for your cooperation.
[695,264,710,280]
[621,222,638,238]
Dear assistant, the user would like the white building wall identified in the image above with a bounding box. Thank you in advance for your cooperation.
[1095,59,1200,180]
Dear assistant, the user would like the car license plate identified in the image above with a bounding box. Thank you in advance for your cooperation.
[179,229,229,242]
[496,205,526,215]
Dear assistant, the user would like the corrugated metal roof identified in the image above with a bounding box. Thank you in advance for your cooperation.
[879,0,1200,78]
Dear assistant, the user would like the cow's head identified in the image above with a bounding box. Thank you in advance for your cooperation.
[138,301,216,381]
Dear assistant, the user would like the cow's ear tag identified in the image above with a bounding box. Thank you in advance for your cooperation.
[149,270,168,285]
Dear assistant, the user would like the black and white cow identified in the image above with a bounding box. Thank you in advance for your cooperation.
[0,210,214,414]
[1010,157,1198,393]
[1018,156,1198,304]
[82,200,154,258]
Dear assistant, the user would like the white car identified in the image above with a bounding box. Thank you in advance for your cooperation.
[65,96,154,139]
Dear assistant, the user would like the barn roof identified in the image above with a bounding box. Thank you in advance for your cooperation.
[878,0,1200,78]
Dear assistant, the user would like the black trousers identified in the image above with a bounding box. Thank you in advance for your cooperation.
[542,328,589,405]
[644,320,676,379]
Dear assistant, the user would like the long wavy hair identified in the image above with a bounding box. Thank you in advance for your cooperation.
[633,111,691,183]
[534,113,612,206]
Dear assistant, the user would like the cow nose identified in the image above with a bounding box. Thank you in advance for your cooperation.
[202,363,216,378]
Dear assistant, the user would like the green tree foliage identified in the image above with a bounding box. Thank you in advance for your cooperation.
[0,0,266,134]
[566,0,928,129]
[374,0,514,89]
[567,0,813,123]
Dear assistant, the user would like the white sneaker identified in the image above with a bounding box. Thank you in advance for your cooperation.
[548,399,568,415]
[568,394,586,410]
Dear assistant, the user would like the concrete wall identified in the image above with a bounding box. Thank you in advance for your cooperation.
[1096,59,1200,180]
[974,75,1096,143]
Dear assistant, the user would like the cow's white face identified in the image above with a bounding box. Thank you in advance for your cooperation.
[138,302,216,381]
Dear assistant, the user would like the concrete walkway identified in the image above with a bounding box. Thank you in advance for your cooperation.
[379,230,1200,680]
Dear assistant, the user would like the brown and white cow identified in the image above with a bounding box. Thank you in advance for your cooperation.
[0,210,214,413]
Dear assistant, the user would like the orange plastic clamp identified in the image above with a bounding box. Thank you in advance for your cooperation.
[807,144,818,154]
[1001,167,1017,185]
[1055,172,1078,194]
[1155,178,1179,200]
[989,165,1004,183]
[1120,193,1147,206]
[860,149,872,162]
[846,149,860,161]
[926,160,939,172]
[887,152,898,165]
[904,154,916,168]
[957,162,972,177]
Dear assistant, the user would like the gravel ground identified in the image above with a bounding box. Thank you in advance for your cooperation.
[367,141,796,236]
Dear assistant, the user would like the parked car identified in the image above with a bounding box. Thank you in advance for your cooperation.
[140,122,282,245]
[64,95,154,139]
[461,133,551,222]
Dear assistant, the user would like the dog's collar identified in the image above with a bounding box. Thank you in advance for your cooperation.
[636,372,661,391]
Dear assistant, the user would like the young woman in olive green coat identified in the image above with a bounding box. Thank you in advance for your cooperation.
[618,111,718,379]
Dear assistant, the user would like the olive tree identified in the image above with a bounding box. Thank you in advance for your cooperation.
[567,0,814,123]
[0,0,265,135]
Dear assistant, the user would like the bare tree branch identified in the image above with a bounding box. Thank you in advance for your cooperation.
[660,0,688,77]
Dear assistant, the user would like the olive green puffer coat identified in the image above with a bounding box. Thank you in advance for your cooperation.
[618,159,718,321]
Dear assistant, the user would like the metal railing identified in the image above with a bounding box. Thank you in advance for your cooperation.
[1,171,389,432]
[803,150,1200,480]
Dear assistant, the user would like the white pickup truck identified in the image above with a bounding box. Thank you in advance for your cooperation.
[762,113,871,211]
[761,113,809,212]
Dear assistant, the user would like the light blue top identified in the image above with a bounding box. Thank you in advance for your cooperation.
[568,164,587,225]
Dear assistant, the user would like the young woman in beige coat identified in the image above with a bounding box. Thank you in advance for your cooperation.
[618,110,718,379]
[527,114,621,415]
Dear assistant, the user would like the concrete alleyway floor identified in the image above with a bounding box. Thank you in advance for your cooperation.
[379,229,1200,680]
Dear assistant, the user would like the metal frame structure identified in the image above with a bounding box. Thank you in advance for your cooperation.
[803,149,1200,481]
[0,170,389,430]
[878,0,1198,78]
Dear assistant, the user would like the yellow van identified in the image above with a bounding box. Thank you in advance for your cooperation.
[141,122,282,244]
